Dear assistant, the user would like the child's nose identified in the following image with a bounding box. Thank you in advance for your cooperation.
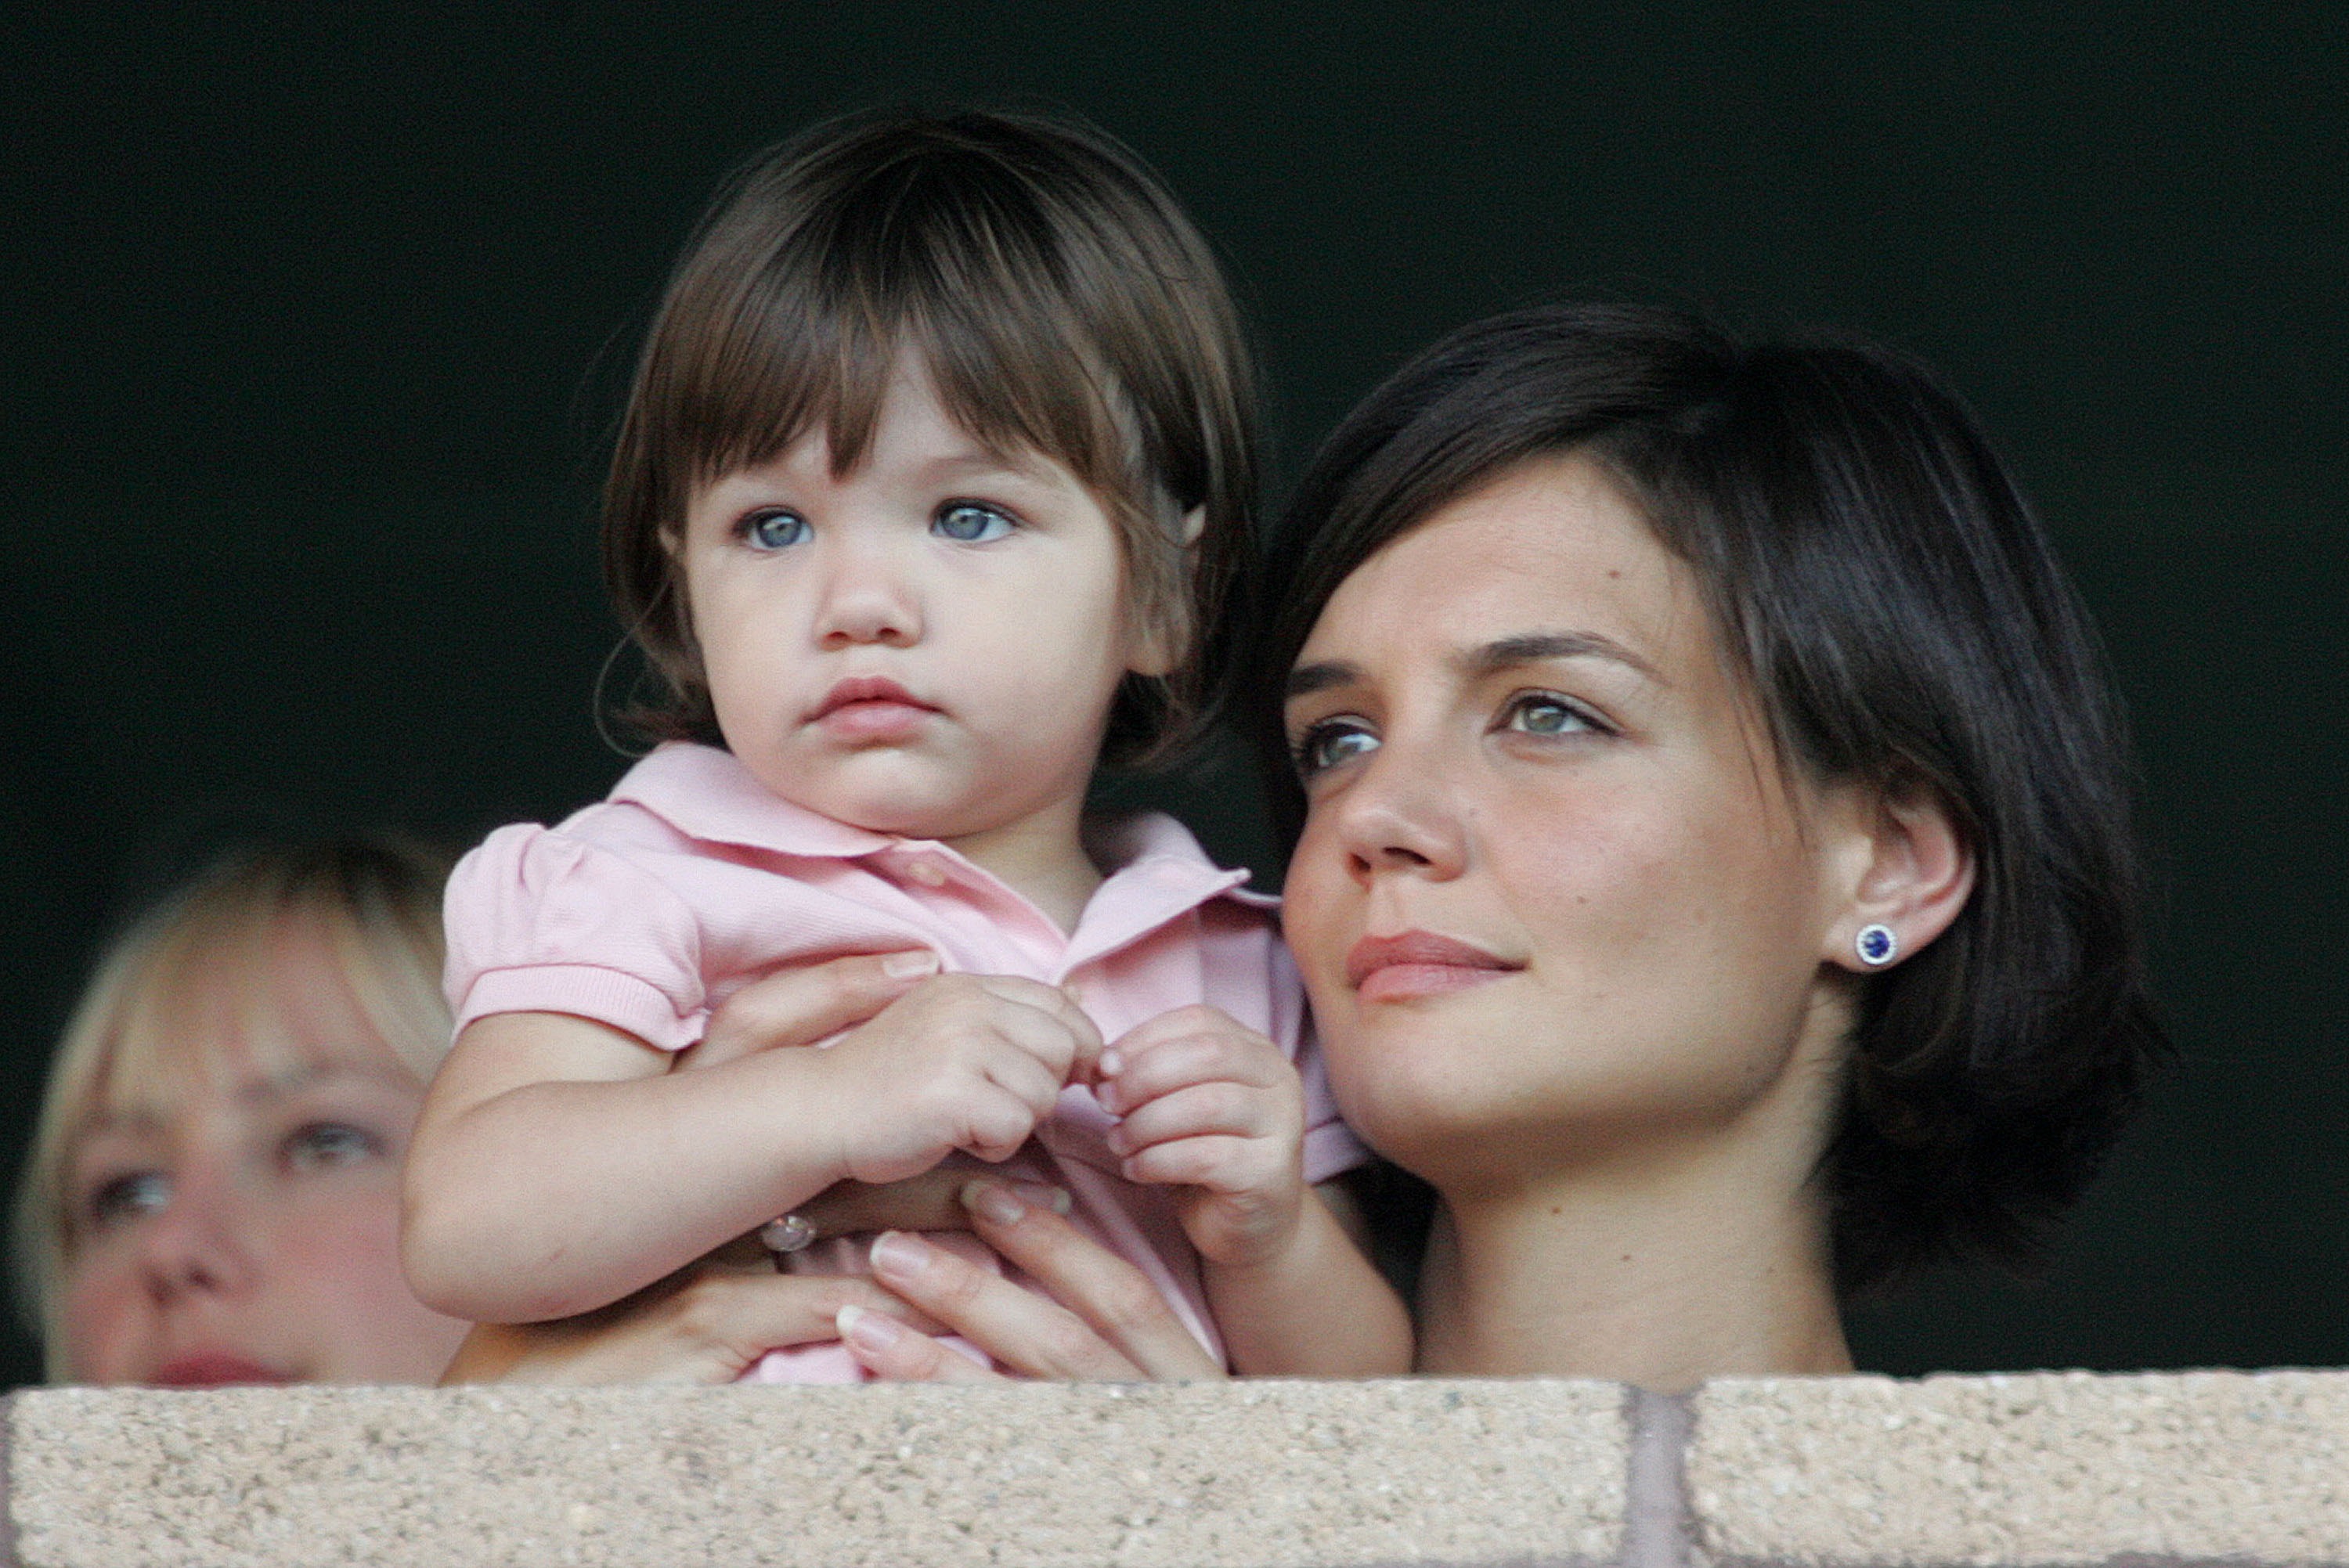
[814,541,922,648]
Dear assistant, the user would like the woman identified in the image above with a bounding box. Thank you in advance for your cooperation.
[816,302,2164,1388]
[13,836,962,1386]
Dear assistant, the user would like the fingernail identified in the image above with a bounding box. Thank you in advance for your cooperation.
[837,1303,902,1354]
[1015,1181,1073,1216]
[962,1180,1027,1225]
[868,1230,929,1278]
[882,950,941,979]
[1105,1125,1131,1155]
[1099,1048,1124,1076]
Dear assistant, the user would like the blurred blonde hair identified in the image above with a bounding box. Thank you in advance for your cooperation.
[12,838,452,1377]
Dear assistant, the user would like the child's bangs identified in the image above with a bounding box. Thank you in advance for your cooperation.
[671,189,1142,508]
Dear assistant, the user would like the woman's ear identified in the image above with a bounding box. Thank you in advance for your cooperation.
[1824,780,1976,972]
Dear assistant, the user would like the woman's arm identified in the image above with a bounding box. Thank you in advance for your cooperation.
[439,1249,941,1386]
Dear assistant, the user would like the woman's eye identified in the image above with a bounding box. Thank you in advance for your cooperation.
[934,502,1015,543]
[1503,694,1597,737]
[744,509,809,550]
[282,1122,383,1173]
[85,1170,171,1228]
[1293,719,1380,780]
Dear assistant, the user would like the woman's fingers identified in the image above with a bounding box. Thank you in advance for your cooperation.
[684,950,940,1070]
[858,1227,1160,1380]
[441,1265,935,1385]
[890,1179,1227,1380]
[835,1304,1007,1382]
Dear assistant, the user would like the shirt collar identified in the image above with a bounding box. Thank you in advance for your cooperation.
[610,742,1279,910]
[610,743,899,857]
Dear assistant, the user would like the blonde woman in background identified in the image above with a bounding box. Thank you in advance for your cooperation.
[14,836,956,1386]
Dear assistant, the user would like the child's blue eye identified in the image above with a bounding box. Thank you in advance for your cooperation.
[935,503,1015,543]
[1292,719,1380,780]
[745,509,809,550]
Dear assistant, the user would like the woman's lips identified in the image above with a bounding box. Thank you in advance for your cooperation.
[150,1351,294,1389]
[809,676,939,742]
[1344,932,1521,1003]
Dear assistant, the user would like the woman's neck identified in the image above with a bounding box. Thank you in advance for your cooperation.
[1413,1119,1853,1391]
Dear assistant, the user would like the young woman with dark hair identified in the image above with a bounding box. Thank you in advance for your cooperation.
[804,302,2164,1389]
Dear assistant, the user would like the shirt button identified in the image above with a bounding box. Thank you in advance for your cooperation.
[906,857,949,888]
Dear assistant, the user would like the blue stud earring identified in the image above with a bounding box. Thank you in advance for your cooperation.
[1855,923,1898,966]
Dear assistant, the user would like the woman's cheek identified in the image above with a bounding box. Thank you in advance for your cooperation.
[279,1180,461,1382]
[58,1260,145,1383]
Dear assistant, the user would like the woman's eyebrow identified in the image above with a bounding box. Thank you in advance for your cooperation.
[1460,630,1661,683]
[1286,660,1362,700]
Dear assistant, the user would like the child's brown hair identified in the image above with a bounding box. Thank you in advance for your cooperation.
[604,107,1261,766]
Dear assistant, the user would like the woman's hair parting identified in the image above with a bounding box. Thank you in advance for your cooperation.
[1250,302,2168,1298]
[605,106,1262,767]
[10,835,452,1375]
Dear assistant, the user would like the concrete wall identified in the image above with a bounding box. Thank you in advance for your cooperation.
[3,1372,2342,1566]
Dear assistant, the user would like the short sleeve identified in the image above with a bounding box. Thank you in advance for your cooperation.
[443,823,713,1051]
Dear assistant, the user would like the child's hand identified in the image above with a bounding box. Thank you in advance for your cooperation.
[815,974,1104,1184]
[1095,1005,1307,1269]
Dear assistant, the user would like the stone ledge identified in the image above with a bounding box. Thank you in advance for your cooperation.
[6,1372,2344,1568]
[1687,1371,2349,1566]
[3,1379,1629,1568]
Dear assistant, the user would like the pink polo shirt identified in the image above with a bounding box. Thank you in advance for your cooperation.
[443,742,1365,1379]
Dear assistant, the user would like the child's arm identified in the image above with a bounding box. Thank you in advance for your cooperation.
[1099,1006,1413,1376]
[401,971,1102,1324]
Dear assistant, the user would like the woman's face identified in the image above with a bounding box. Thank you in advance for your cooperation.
[57,925,468,1386]
[1280,453,1865,1186]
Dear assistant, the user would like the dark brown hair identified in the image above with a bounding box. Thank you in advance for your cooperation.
[1249,303,2167,1298]
[605,107,1261,766]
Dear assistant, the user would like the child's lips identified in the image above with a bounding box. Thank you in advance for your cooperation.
[809,677,940,742]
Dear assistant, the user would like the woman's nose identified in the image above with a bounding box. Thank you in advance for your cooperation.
[1330,745,1470,884]
[135,1166,259,1303]
[813,536,922,648]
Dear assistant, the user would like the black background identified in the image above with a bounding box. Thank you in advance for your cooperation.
[3,3,2343,1390]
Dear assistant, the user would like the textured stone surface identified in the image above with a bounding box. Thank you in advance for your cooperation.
[5,1379,1628,1567]
[1687,1370,2349,1566]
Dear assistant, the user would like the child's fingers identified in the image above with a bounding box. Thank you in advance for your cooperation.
[922,974,1100,1086]
[686,949,940,1071]
[1098,1020,1286,1116]
[962,1078,1052,1162]
[1103,1081,1269,1157]
[1118,1134,1263,1191]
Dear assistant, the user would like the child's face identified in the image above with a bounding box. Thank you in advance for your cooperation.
[678,359,1167,853]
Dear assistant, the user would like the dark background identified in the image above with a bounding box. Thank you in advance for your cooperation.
[3,3,2342,1390]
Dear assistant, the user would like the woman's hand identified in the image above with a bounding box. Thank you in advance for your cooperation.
[438,1238,944,1386]
[833,1176,1225,1382]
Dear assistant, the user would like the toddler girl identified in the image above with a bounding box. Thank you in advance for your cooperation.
[400,110,1409,1379]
